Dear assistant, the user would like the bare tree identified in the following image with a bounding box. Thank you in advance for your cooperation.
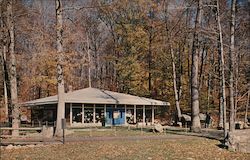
[86,34,92,88]
[191,0,202,132]
[229,0,236,132]
[55,0,65,137]
[171,45,182,121]
[216,0,227,138]
[7,0,19,137]
[244,85,249,127]
[0,0,9,122]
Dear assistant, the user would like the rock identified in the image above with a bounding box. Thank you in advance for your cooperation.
[181,114,191,122]
[27,144,35,148]
[6,145,14,150]
[235,121,244,129]
[42,125,54,138]
[177,122,182,127]
[227,129,250,153]
[199,113,206,121]
[154,123,163,133]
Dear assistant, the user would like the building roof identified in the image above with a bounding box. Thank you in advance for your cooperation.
[24,87,170,106]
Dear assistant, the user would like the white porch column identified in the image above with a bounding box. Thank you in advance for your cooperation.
[82,104,84,124]
[134,105,136,123]
[104,104,106,117]
[93,104,96,124]
[143,105,145,125]
[152,106,154,124]
[125,105,127,125]
[70,103,72,126]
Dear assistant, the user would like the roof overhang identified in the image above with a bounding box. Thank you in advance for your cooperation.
[22,87,170,107]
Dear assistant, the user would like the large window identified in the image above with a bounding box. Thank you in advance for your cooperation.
[84,104,94,123]
[126,105,134,124]
[72,104,82,124]
[136,105,143,123]
[145,106,152,124]
[95,105,104,123]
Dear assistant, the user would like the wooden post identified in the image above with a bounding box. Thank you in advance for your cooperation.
[93,104,96,124]
[82,104,84,124]
[125,104,127,125]
[104,104,106,123]
[70,103,72,126]
[143,105,145,126]
[152,106,154,124]
[134,105,136,124]
[61,118,66,144]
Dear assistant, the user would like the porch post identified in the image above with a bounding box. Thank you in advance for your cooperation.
[152,106,154,124]
[134,105,136,123]
[93,104,96,124]
[82,104,84,124]
[143,105,145,125]
[104,104,106,120]
[70,103,72,126]
[125,104,127,125]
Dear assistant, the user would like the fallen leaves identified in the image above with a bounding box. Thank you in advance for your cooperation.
[1,134,250,160]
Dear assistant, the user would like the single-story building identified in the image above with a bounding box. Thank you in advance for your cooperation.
[24,87,170,127]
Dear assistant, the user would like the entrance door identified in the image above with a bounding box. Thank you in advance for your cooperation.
[113,108,125,125]
[106,106,113,125]
[106,105,125,126]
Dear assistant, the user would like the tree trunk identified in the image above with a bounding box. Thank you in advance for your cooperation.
[148,27,152,97]
[244,87,249,127]
[229,0,236,132]
[216,0,227,138]
[207,49,214,113]
[55,0,65,137]
[170,45,182,121]
[0,0,9,122]
[2,46,8,122]
[87,35,92,88]
[7,0,19,137]
[191,0,202,133]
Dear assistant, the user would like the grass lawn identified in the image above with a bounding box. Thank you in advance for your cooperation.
[1,133,250,160]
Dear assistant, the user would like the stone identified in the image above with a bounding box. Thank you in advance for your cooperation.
[27,144,35,148]
[177,122,182,127]
[199,113,206,121]
[181,114,191,122]
[6,145,14,150]
[154,123,163,133]
[227,129,250,153]
[42,125,54,138]
[235,121,244,129]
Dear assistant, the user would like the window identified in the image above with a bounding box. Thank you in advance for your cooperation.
[126,105,134,124]
[95,105,104,123]
[84,104,94,123]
